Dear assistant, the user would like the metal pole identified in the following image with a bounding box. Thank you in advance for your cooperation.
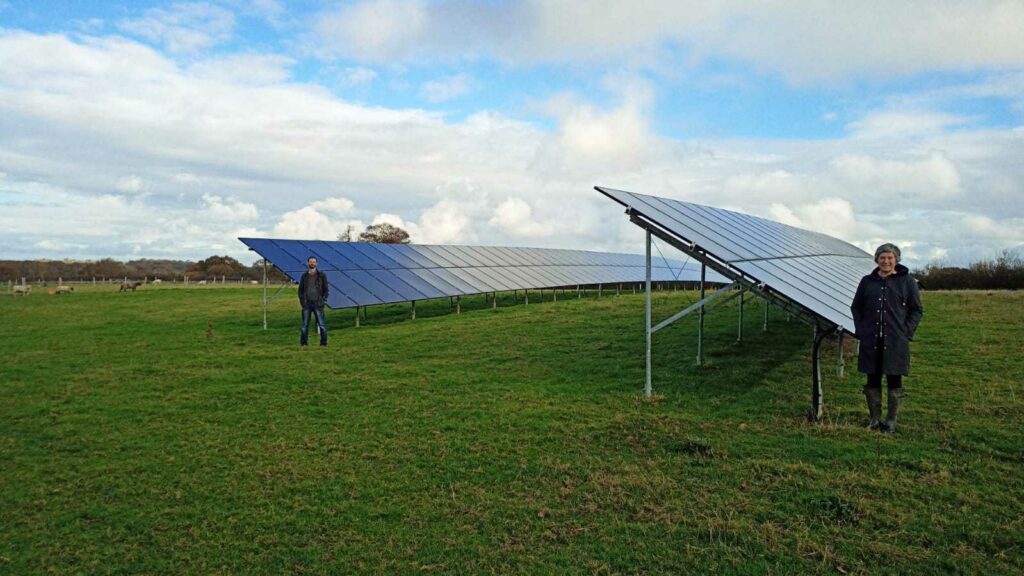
[811,326,827,421]
[836,332,845,378]
[645,229,652,398]
[737,289,744,342]
[525,290,529,305]
[456,295,461,314]
[262,259,268,330]
[763,298,768,332]
[697,262,705,366]
[492,292,497,309]
[355,306,360,328]
[412,300,417,320]
[577,285,581,299]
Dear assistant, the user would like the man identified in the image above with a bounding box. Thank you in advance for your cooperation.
[298,256,329,347]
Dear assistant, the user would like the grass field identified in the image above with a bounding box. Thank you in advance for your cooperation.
[1,285,1022,574]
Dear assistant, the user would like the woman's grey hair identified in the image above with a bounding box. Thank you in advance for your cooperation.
[874,243,901,263]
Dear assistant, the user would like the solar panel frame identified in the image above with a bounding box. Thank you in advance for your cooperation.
[596,186,874,333]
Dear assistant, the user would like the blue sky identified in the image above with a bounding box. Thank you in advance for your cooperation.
[1,0,1022,265]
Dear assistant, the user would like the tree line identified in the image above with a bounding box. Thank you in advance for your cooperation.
[913,251,1024,290]
[0,224,414,283]
[0,256,288,283]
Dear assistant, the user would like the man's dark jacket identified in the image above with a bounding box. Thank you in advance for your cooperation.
[298,270,329,308]
[850,264,923,375]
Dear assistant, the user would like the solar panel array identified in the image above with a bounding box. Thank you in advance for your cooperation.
[241,238,711,309]
[596,187,875,333]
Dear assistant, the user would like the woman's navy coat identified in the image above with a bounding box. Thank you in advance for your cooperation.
[850,264,924,375]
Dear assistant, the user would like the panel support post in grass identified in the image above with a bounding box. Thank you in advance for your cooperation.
[836,332,845,378]
[737,288,744,342]
[810,325,828,421]
[456,295,461,314]
[763,298,769,332]
[645,228,653,398]
[412,300,416,320]
[262,257,268,330]
[355,306,360,328]
[492,292,497,309]
[697,261,706,366]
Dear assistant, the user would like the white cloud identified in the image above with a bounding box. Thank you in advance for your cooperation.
[314,0,429,63]
[117,2,236,54]
[338,66,378,88]
[188,53,294,84]
[420,73,474,103]
[116,175,145,194]
[489,197,553,238]
[0,30,1022,267]
[311,0,1024,83]
[829,151,962,199]
[847,111,972,140]
[310,197,355,216]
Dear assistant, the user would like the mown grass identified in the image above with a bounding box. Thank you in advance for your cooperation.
[1,285,1022,574]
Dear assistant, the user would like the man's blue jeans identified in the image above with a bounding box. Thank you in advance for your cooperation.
[301,303,328,346]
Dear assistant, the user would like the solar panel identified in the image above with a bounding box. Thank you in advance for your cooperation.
[242,238,720,309]
[597,186,874,333]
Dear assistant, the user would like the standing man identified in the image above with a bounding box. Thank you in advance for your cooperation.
[298,256,329,347]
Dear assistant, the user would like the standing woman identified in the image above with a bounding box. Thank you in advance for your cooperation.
[851,244,924,433]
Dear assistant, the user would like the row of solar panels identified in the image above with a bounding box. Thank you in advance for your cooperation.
[597,187,876,333]
[242,238,716,310]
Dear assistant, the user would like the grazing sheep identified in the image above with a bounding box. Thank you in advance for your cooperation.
[55,285,74,295]
[12,285,31,296]
[119,281,143,292]
[197,280,207,285]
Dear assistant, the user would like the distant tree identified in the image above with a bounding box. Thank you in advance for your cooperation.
[187,255,248,280]
[0,262,18,282]
[82,258,127,280]
[359,223,410,244]
[337,224,356,242]
[251,259,289,282]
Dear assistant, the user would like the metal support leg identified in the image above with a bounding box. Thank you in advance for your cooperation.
[598,284,602,298]
[525,290,529,305]
[811,326,828,421]
[697,262,706,366]
[645,229,652,398]
[492,292,497,309]
[456,295,461,314]
[763,299,769,332]
[412,300,416,320]
[553,289,557,302]
[617,283,621,296]
[355,306,360,328]
[262,259,268,330]
[577,285,581,299]
[737,289,744,342]
[836,332,845,378]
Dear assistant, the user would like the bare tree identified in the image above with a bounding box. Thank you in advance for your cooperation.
[358,223,411,244]
[337,224,356,242]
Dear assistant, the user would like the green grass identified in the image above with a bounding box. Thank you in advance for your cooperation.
[1,285,1022,574]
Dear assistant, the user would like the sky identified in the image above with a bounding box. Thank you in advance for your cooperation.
[0,0,1022,267]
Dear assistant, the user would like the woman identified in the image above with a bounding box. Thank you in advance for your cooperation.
[850,243,924,433]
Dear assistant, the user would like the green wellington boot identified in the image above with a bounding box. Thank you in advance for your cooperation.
[863,386,883,430]
[882,388,905,434]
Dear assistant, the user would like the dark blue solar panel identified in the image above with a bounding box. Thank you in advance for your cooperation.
[244,235,712,309]
[389,269,448,299]
[367,269,427,301]
[373,243,422,269]
[331,243,381,270]
[241,238,305,272]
